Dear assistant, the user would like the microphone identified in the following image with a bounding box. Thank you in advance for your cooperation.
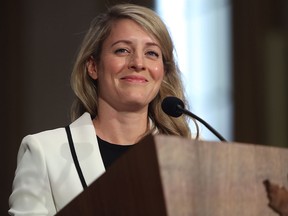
[161,96,227,142]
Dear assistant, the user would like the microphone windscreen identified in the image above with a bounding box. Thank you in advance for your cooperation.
[161,96,184,117]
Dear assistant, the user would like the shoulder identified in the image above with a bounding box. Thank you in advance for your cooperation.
[25,112,92,139]
[19,112,94,157]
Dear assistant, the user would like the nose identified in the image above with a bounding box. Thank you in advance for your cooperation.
[128,52,146,71]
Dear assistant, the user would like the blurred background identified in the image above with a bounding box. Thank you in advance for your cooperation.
[1,0,287,214]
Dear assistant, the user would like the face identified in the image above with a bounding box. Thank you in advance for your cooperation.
[88,18,164,113]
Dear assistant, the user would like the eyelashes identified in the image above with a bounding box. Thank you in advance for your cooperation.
[146,50,159,57]
[114,48,129,54]
[114,48,161,59]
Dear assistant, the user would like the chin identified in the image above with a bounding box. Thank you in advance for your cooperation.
[124,98,150,110]
[120,92,156,107]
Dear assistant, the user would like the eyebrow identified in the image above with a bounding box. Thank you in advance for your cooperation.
[111,40,161,48]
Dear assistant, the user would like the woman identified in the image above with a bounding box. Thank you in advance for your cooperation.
[9,3,198,215]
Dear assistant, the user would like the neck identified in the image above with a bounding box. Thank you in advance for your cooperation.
[93,101,149,145]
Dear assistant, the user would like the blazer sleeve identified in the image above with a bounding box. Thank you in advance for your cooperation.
[8,135,56,216]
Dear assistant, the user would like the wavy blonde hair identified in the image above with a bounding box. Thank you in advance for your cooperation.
[70,3,199,139]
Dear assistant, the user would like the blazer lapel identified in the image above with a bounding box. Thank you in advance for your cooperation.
[68,112,106,186]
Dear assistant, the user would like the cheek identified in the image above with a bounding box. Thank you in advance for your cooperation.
[151,62,165,81]
[101,58,126,76]
[152,64,165,81]
[97,62,120,83]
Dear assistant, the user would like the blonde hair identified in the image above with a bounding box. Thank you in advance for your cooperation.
[70,3,198,139]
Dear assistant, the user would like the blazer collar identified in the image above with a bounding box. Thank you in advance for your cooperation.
[68,112,106,185]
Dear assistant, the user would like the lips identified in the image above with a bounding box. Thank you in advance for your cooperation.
[120,75,148,83]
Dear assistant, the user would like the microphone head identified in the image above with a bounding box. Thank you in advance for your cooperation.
[161,96,184,117]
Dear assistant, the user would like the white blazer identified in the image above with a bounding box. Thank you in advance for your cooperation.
[9,112,106,216]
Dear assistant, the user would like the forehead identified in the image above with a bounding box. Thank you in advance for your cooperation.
[105,18,160,45]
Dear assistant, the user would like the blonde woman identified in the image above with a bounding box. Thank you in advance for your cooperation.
[9,3,198,215]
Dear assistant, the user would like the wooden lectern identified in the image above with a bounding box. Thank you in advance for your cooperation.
[57,135,288,216]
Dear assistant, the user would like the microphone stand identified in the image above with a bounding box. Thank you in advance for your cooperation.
[177,105,227,142]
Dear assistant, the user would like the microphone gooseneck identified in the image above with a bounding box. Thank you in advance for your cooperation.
[161,96,227,142]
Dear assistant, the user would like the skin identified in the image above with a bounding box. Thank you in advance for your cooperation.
[87,19,165,145]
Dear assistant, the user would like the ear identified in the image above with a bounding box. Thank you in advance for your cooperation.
[86,57,98,80]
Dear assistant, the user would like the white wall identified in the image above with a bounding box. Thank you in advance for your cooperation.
[157,0,233,141]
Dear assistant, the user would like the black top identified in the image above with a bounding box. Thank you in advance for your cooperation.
[97,136,133,169]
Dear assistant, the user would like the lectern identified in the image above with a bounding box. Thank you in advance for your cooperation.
[57,135,288,216]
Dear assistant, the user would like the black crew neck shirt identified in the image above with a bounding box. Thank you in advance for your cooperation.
[97,136,133,169]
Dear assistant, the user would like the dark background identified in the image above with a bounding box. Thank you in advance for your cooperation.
[1,0,287,215]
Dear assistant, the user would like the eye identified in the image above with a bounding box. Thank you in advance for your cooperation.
[146,50,160,58]
[114,48,130,55]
